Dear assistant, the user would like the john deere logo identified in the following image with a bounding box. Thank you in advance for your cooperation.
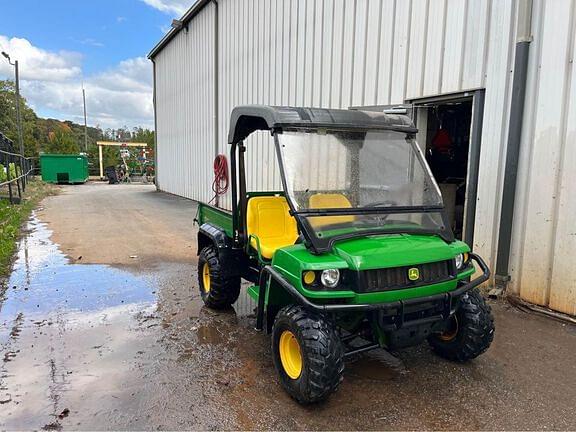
[408,267,420,281]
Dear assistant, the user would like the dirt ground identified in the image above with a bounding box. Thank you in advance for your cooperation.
[1,182,575,430]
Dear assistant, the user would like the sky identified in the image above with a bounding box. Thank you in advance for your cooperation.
[0,0,197,130]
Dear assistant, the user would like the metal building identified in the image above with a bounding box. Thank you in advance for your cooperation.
[149,0,576,317]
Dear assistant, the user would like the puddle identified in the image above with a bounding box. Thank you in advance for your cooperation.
[1,215,155,319]
[0,213,239,430]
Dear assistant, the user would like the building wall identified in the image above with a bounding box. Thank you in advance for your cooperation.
[153,0,576,314]
[214,0,516,276]
[508,0,576,315]
[154,3,215,204]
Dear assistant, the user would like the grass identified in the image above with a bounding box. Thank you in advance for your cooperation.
[0,178,58,278]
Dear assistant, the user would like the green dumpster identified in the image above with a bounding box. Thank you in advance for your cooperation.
[40,154,89,184]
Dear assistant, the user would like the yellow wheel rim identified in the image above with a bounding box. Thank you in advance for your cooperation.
[279,330,303,379]
[439,315,459,341]
[202,263,211,293]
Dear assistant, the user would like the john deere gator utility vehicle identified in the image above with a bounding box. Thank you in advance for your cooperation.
[196,105,494,404]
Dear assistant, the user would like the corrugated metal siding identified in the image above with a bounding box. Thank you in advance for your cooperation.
[155,3,215,203]
[211,0,514,218]
[156,0,514,247]
[509,0,576,315]
[152,0,575,314]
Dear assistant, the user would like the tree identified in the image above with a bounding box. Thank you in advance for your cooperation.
[0,79,40,157]
[0,80,19,141]
[45,124,79,154]
[131,127,155,151]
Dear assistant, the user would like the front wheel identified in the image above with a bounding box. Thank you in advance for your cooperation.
[272,305,344,404]
[428,287,495,362]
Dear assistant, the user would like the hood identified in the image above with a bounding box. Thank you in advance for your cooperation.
[331,234,462,270]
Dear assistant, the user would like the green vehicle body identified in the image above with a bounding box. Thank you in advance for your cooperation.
[195,105,488,323]
[197,201,474,322]
[195,105,493,403]
[269,237,473,301]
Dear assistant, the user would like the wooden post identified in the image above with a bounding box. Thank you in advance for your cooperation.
[98,144,103,179]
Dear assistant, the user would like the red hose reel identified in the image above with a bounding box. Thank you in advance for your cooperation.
[211,154,229,204]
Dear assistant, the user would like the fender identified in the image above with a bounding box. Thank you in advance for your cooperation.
[198,223,231,252]
[198,223,243,278]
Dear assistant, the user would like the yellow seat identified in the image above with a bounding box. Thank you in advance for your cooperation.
[308,193,356,228]
[246,196,298,259]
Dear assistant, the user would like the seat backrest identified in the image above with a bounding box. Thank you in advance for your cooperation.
[246,196,298,258]
[308,193,356,228]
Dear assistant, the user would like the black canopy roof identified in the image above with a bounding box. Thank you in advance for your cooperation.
[227,105,417,144]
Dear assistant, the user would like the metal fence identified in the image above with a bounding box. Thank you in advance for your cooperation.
[0,132,34,204]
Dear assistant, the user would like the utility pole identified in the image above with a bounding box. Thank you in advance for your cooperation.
[14,61,24,159]
[2,51,25,189]
[82,87,88,152]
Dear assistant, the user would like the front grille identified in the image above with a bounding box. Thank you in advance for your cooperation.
[359,260,455,293]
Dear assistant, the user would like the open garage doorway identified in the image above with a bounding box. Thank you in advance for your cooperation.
[411,91,484,244]
[354,90,484,246]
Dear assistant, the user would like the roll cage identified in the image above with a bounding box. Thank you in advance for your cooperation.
[228,105,454,254]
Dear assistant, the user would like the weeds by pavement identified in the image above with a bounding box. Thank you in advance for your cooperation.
[0,179,58,278]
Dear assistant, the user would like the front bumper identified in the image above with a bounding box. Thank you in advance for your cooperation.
[256,253,490,331]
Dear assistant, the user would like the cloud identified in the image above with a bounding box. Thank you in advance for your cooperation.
[0,36,82,82]
[116,16,127,23]
[0,36,153,129]
[140,0,196,16]
[92,57,152,92]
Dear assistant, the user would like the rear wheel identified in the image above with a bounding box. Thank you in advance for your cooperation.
[198,246,240,309]
[428,288,495,362]
[272,305,344,404]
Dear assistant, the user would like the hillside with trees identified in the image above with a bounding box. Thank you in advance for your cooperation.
[0,79,154,173]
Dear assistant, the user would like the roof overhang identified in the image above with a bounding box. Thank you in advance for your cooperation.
[148,0,212,59]
[228,105,417,144]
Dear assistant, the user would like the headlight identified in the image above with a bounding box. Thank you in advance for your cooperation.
[455,253,469,270]
[320,269,340,288]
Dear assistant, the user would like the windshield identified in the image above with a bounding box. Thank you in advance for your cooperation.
[276,129,450,250]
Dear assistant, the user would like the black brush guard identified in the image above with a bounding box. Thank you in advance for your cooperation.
[255,253,490,333]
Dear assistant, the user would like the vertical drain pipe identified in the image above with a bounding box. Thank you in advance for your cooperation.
[494,0,533,291]
[212,0,220,206]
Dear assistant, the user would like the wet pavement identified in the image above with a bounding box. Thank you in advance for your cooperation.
[1,184,576,430]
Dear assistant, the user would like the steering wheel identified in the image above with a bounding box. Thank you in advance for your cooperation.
[360,200,398,224]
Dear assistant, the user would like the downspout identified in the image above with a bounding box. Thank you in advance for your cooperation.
[212,0,220,205]
[152,58,159,190]
[494,0,533,291]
